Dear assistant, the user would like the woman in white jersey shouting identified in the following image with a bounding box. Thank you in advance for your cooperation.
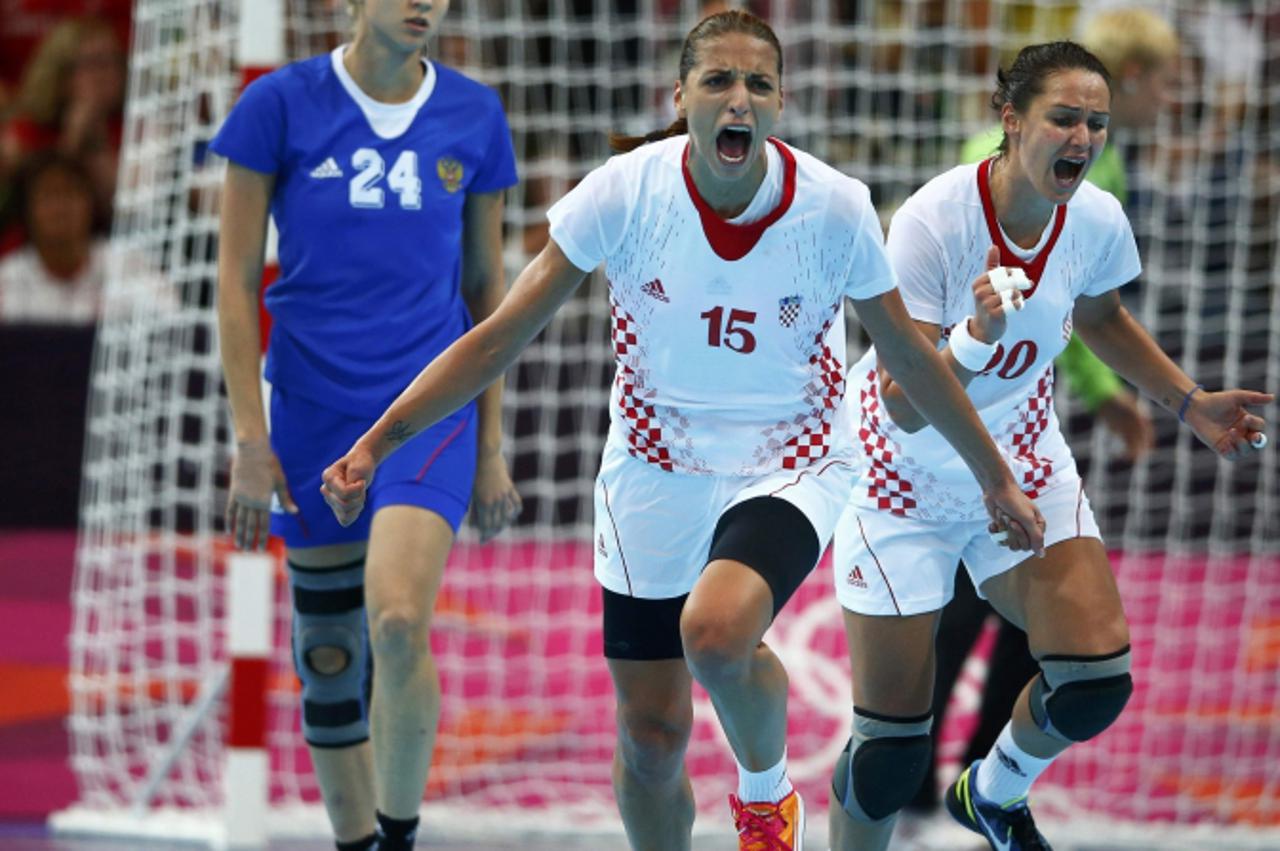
[322,11,1044,851]
[828,41,1272,851]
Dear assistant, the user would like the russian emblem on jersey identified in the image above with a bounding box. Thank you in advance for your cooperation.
[309,157,343,179]
[437,156,464,193]
[641,278,669,303]
[778,294,803,327]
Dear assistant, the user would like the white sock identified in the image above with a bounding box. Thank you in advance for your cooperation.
[974,724,1055,807]
[736,750,793,804]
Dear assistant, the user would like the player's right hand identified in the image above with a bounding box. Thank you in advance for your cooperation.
[321,444,376,527]
[227,438,297,551]
[970,245,1030,345]
[982,478,1046,558]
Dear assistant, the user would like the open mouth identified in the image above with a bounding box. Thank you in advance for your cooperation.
[1053,157,1087,188]
[405,17,430,33]
[716,126,753,165]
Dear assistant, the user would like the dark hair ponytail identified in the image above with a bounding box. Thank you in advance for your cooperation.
[992,40,1113,154]
[608,10,781,153]
[609,118,689,154]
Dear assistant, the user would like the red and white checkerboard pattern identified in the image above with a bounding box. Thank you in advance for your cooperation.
[766,313,846,470]
[611,303,676,471]
[1005,367,1055,497]
[858,368,918,516]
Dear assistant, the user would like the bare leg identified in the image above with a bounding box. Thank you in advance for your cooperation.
[829,609,940,851]
[981,536,1130,761]
[287,540,376,844]
[608,658,696,851]
[363,505,455,818]
[680,559,786,772]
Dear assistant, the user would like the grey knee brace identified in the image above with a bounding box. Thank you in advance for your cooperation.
[831,708,932,822]
[289,559,371,748]
[1030,646,1133,743]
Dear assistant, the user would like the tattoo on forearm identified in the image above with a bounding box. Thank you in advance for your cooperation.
[386,421,414,445]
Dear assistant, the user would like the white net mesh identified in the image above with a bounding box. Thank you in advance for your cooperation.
[63,0,1279,844]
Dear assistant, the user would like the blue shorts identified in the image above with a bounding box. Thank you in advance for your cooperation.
[268,385,477,548]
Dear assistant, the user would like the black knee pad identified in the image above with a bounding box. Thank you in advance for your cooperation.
[602,587,687,660]
[1030,647,1133,743]
[831,708,933,822]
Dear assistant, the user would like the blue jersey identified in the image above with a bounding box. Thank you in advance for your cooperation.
[211,47,517,411]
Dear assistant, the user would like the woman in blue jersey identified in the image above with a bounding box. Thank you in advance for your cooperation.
[320,12,1046,851]
[212,2,521,849]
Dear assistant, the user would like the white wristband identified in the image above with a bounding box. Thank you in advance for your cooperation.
[949,317,998,372]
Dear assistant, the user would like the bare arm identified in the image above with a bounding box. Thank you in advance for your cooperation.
[876,318,978,433]
[1072,290,1198,414]
[370,239,585,460]
[460,190,511,458]
[217,162,273,444]
[216,161,297,548]
[1074,290,1271,457]
[856,289,1010,490]
[459,189,523,540]
[321,240,589,525]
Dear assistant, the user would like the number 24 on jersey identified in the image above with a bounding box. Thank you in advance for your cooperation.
[348,148,422,210]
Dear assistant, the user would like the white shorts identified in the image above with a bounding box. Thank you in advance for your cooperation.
[832,476,1100,616]
[593,439,856,599]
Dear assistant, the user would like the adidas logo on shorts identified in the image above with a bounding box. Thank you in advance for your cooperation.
[309,157,343,179]
[847,565,868,589]
[597,534,608,558]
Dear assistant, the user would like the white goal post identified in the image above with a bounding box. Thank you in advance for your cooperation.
[54,0,1278,846]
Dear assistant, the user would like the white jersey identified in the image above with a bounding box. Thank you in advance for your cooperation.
[548,135,896,477]
[849,159,1141,521]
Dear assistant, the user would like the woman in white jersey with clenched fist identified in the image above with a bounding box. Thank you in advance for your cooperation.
[828,41,1272,851]
[322,11,1044,851]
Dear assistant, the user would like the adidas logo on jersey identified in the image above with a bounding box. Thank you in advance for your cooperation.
[309,157,343,179]
[847,565,868,588]
[641,278,669,303]
[597,533,608,558]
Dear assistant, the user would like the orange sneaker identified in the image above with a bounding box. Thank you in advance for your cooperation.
[729,789,805,851]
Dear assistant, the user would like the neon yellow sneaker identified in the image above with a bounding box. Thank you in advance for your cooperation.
[945,760,1052,851]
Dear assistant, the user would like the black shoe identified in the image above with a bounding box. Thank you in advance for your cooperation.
[944,759,1052,850]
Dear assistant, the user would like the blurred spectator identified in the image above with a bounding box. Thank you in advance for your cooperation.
[0,151,105,323]
[0,16,125,235]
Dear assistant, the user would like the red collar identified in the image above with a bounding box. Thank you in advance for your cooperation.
[682,137,797,261]
[977,157,1066,298]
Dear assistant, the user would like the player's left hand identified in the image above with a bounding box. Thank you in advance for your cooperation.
[321,444,376,527]
[469,449,522,543]
[1183,388,1274,460]
[982,478,1047,557]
